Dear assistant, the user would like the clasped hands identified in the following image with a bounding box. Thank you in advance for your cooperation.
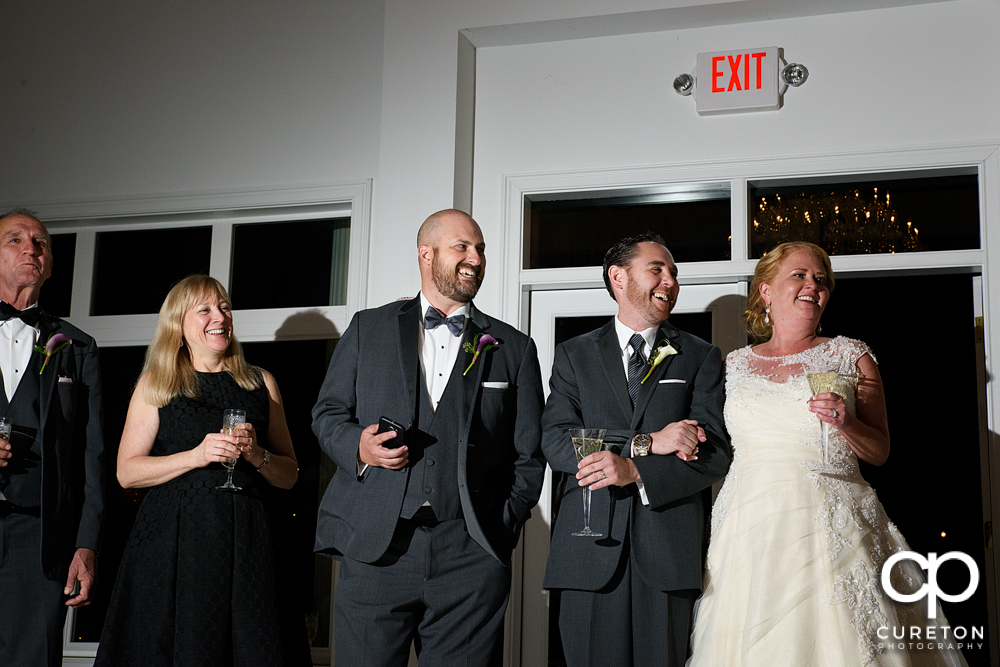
[194,424,266,468]
[577,419,705,492]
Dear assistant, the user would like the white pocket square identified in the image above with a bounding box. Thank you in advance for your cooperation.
[658,378,686,384]
[58,376,75,384]
[482,381,509,389]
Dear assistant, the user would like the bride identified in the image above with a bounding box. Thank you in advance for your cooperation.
[686,242,968,666]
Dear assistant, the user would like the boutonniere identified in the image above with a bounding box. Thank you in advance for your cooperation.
[462,333,501,376]
[34,333,72,375]
[640,339,678,384]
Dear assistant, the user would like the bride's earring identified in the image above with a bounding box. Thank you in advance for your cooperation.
[764,306,770,324]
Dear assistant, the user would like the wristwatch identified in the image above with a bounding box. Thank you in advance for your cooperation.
[632,433,652,457]
[255,449,271,471]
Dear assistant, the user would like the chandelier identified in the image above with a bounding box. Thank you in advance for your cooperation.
[751,187,926,256]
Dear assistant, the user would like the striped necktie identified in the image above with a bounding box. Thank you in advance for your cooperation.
[627,333,646,407]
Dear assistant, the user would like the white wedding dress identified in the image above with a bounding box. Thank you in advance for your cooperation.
[688,337,969,667]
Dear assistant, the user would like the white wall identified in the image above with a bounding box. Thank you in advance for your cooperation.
[0,1,384,204]
[4,1,981,313]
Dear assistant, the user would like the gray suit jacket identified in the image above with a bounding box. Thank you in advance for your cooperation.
[542,318,730,592]
[38,314,105,581]
[312,296,545,566]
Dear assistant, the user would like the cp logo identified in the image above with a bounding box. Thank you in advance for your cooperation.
[882,551,979,619]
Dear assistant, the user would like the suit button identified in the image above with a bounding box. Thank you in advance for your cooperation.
[427,459,435,466]
[424,486,432,493]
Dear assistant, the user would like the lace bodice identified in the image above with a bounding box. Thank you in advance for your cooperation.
[726,336,874,384]
[723,337,874,458]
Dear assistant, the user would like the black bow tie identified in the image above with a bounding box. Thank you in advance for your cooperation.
[424,307,465,336]
[0,302,41,326]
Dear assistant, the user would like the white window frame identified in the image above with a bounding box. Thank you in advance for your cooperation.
[38,180,371,349]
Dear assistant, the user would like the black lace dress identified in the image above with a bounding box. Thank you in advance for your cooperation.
[95,371,310,666]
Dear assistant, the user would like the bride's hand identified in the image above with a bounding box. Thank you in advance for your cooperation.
[808,392,847,429]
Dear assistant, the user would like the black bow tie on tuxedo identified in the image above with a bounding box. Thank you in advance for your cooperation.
[0,302,41,326]
[424,306,465,337]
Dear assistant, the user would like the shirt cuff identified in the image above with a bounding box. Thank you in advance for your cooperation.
[631,443,650,506]
[356,460,368,478]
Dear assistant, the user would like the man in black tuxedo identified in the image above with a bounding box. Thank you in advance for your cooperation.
[0,209,105,667]
[313,209,545,666]
[542,232,730,667]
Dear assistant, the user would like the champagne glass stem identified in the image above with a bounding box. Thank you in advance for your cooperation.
[821,422,829,466]
[581,487,592,533]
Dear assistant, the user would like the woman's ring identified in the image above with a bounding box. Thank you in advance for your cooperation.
[832,409,838,418]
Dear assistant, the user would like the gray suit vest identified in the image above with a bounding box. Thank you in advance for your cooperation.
[399,365,464,521]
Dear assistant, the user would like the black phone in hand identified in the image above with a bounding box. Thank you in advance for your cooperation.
[377,417,406,448]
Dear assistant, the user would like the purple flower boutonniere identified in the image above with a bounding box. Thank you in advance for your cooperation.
[462,333,500,376]
[640,339,678,384]
[34,333,72,375]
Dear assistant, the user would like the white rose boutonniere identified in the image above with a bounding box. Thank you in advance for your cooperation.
[640,340,679,384]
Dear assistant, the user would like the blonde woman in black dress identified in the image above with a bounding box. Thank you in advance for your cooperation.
[96,275,309,666]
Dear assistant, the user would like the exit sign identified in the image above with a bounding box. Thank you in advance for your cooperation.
[695,46,780,115]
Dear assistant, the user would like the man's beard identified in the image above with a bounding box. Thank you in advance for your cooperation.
[431,255,482,303]
[625,276,671,326]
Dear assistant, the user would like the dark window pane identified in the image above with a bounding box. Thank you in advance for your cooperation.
[231,218,350,309]
[528,195,731,269]
[43,233,76,317]
[92,227,212,315]
[749,174,980,258]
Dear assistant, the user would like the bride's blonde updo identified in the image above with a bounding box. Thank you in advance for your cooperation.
[745,241,835,343]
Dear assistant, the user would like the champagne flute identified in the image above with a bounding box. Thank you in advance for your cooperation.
[305,613,319,646]
[570,428,606,537]
[805,370,843,466]
[215,408,246,491]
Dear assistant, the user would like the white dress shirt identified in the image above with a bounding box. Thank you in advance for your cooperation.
[418,294,469,411]
[0,302,41,402]
[614,317,657,505]
[0,302,40,502]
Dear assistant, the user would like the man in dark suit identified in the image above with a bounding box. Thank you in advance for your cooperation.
[542,232,731,667]
[313,208,545,666]
[0,209,105,667]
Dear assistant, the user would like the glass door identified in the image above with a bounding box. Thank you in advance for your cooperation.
[518,283,746,667]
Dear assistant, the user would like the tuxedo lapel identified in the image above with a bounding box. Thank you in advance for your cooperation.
[37,314,58,428]
[597,322,632,422]
[630,322,682,432]
[459,305,490,430]
[396,297,422,426]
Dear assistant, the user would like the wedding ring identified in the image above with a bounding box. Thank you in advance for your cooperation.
[600,470,607,480]
[832,409,838,418]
